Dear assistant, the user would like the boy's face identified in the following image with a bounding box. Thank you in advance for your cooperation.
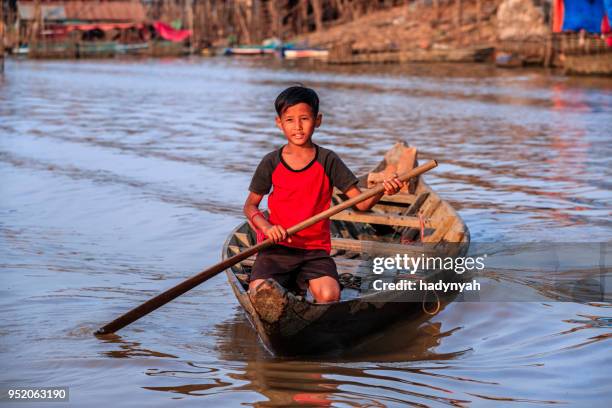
[275,103,322,147]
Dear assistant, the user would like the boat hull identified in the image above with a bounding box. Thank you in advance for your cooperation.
[223,142,470,355]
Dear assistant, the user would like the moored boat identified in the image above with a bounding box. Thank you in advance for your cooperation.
[223,142,470,355]
[282,48,329,60]
[223,46,277,56]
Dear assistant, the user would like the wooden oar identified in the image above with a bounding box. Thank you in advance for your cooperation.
[95,160,438,335]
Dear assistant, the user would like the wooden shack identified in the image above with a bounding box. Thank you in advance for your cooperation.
[16,0,147,57]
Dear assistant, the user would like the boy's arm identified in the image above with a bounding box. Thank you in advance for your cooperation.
[344,176,405,212]
[325,150,402,212]
[243,192,289,243]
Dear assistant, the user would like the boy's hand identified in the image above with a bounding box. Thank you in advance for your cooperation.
[383,174,405,195]
[263,225,291,243]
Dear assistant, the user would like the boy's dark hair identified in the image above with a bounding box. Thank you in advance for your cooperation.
[275,86,319,117]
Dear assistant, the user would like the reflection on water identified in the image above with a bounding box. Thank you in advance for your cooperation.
[99,333,178,359]
[0,58,611,406]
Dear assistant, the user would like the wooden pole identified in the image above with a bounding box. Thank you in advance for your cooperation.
[1,0,4,74]
[457,0,463,26]
[192,1,199,51]
[30,0,42,58]
[203,0,211,47]
[476,0,481,39]
[250,0,259,44]
[268,0,281,40]
[312,0,323,32]
[544,0,555,68]
[299,0,308,33]
[433,0,439,21]
[277,1,282,41]
[95,160,438,335]
[235,2,251,44]
[185,0,193,54]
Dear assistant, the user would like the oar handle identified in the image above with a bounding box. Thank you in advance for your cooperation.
[95,160,438,335]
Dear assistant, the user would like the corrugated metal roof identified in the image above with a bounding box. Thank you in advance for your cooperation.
[18,1,146,22]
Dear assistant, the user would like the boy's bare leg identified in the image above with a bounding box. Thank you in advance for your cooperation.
[308,276,340,303]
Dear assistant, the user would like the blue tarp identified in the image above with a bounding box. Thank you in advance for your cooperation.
[562,0,606,33]
[605,0,612,25]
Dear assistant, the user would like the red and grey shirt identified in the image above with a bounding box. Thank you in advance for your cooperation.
[249,145,358,253]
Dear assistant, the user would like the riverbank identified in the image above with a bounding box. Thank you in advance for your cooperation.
[4,1,611,75]
[288,0,611,75]
[294,1,499,56]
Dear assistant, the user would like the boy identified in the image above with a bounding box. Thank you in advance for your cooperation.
[244,86,404,303]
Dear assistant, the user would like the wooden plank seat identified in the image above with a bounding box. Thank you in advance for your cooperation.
[331,237,439,256]
[331,209,430,228]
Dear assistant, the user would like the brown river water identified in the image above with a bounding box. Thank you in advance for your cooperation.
[1,57,611,407]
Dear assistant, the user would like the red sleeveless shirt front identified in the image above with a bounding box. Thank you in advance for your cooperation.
[249,145,358,253]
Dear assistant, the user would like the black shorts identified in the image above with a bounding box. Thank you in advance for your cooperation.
[251,245,338,292]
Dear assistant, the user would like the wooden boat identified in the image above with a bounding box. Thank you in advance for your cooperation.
[223,142,470,355]
[495,51,524,68]
[282,49,329,60]
[223,46,276,56]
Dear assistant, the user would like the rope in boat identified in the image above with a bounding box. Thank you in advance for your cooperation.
[422,287,440,315]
